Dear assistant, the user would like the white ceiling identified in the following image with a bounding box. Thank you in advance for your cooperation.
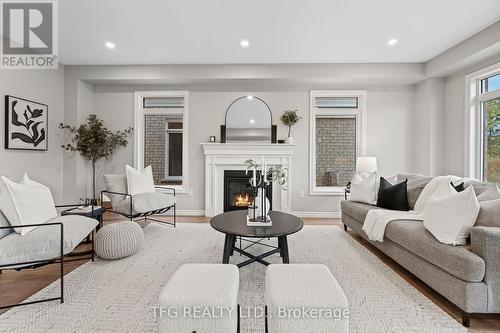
[59,0,500,65]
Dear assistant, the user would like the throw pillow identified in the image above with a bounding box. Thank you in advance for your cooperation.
[462,178,490,196]
[451,182,465,192]
[126,165,155,195]
[413,176,458,212]
[0,175,57,235]
[376,177,409,211]
[475,199,500,227]
[397,174,433,210]
[0,211,12,239]
[423,186,480,246]
[477,185,500,202]
[349,172,377,205]
[103,173,128,209]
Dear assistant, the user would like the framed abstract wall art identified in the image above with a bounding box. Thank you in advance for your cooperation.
[5,95,48,151]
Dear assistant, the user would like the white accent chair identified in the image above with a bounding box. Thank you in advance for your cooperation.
[0,205,98,310]
[265,264,349,333]
[159,264,240,333]
[102,174,176,227]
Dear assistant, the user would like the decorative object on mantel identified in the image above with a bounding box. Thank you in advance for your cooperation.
[245,158,288,226]
[209,135,216,142]
[277,139,285,144]
[220,95,278,143]
[280,109,301,144]
[59,114,133,204]
[5,95,48,151]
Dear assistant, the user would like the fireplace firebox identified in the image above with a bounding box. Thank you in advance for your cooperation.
[223,170,272,212]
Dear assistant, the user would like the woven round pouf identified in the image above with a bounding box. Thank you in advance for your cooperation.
[95,222,144,260]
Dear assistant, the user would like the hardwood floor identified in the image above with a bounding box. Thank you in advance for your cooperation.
[1,214,500,331]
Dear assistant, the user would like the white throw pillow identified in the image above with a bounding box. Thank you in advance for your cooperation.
[349,172,377,205]
[126,165,155,195]
[413,175,458,212]
[423,186,480,246]
[0,175,57,235]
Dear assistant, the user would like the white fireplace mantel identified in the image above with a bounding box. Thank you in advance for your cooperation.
[201,143,296,217]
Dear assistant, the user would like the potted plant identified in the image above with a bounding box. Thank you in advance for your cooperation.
[60,114,133,204]
[280,109,301,144]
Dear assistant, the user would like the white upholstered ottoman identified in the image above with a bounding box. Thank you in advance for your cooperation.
[265,264,349,333]
[158,263,240,333]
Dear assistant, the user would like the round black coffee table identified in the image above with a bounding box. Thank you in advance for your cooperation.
[210,210,303,268]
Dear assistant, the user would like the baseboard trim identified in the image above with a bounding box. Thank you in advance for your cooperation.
[173,210,341,218]
[176,210,205,216]
[292,211,341,218]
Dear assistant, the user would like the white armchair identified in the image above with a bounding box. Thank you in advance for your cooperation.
[102,173,176,227]
[0,204,98,310]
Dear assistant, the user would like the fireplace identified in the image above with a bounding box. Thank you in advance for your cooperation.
[223,170,272,212]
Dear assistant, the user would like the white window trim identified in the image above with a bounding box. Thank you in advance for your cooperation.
[465,63,500,181]
[134,91,189,194]
[309,90,367,196]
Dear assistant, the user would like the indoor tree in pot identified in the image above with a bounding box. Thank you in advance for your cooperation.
[280,109,301,144]
[60,114,133,204]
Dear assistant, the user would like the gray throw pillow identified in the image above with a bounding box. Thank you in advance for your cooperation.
[103,174,128,209]
[463,179,490,196]
[477,185,500,202]
[476,199,500,227]
[0,211,13,239]
[397,174,433,210]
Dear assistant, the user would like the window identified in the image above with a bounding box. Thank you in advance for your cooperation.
[482,97,500,183]
[134,91,188,193]
[309,90,366,195]
[466,65,500,184]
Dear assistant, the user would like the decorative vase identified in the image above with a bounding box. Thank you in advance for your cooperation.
[253,187,270,220]
[285,137,294,144]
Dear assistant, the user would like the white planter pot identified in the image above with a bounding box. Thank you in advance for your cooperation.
[285,137,294,144]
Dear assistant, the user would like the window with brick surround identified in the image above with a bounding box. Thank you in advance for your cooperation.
[309,90,367,195]
[134,91,189,193]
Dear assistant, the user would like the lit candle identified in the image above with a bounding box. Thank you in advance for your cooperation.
[263,162,268,183]
[252,165,256,187]
[261,156,265,183]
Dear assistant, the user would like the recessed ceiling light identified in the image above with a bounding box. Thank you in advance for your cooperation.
[240,39,250,48]
[105,41,116,49]
[249,119,256,124]
[247,95,254,100]
[387,38,398,46]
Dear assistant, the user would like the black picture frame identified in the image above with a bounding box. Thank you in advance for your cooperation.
[5,95,48,151]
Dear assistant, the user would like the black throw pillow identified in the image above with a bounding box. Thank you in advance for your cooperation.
[377,177,409,211]
[451,181,465,192]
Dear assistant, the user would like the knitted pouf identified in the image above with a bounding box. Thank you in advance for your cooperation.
[95,222,144,260]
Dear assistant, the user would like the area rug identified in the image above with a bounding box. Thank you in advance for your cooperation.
[0,223,467,333]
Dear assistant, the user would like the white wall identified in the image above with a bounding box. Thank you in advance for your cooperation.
[88,86,415,214]
[0,68,65,202]
[414,78,445,176]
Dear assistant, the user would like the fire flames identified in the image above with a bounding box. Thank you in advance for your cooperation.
[234,193,252,207]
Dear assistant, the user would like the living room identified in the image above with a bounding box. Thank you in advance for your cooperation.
[0,0,499,332]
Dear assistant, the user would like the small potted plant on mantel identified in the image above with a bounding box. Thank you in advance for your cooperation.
[60,114,133,205]
[280,109,301,144]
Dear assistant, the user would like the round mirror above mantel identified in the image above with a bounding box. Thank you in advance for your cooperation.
[221,96,277,143]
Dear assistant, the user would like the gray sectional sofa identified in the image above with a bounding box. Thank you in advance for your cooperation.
[341,174,499,327]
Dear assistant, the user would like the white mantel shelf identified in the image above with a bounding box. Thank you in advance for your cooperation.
[201,143,296,156]
[201,143,296,217]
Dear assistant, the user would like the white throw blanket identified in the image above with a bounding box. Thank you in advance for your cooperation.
[362,210,423,242]
[361,175,459,242]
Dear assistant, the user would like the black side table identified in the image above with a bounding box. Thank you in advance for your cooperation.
[61,206,105,231]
